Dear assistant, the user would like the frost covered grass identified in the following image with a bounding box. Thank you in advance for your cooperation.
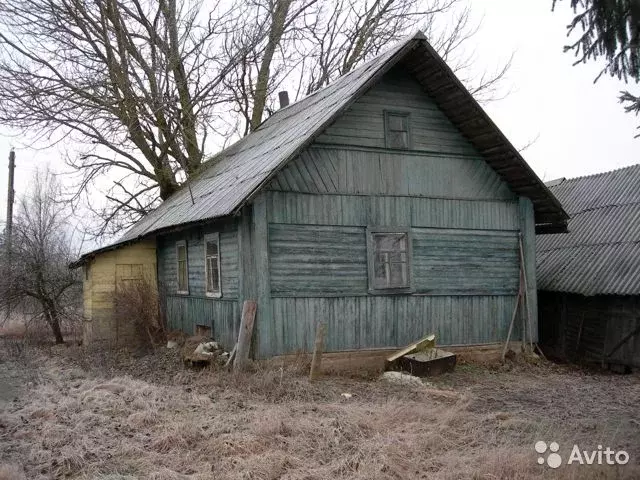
[0,346,638,479]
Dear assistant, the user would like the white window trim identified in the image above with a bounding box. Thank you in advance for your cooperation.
[204,233,222,298]
[176,240,189,295]
[366,226,413,294]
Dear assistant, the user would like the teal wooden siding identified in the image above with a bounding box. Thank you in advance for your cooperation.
[158,225,239,298]
[267,192,519,230]
[270,224,367,296]
[269,223,519,298]
[266,296,519,356]
[157,221,240,346]
[165,295,239,350]
[314,66,480,156]
[254,66,533,357]
[269,146,514,200]
[412,228,519,295]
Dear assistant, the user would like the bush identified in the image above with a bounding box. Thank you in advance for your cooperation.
[114,278,166,348]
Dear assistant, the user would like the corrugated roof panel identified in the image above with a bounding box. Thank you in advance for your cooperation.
[537,164,640,295]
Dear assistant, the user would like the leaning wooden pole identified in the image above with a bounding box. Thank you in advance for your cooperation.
[518,234,534,352]
[309,322,326,381]
[234,300,257,371]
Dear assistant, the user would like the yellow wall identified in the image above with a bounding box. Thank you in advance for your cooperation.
[83,240,157,346]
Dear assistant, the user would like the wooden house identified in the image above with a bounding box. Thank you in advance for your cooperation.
[537,165,640,369]
[74,32,567,357]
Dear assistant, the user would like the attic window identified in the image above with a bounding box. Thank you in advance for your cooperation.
[384,111,410,149]
[204,233,221,297]
[176,241,189,294]
[367,228,412,293]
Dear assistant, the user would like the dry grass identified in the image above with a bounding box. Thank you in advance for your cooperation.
[0,346,638,480]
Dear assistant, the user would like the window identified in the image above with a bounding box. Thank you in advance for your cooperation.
[204,233,221,297]
[176,241,189,294]
[384,111,411,149]
[367,228,411,292]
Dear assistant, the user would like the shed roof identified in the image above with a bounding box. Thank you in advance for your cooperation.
[537,163,640,296]
[73,31,567,266]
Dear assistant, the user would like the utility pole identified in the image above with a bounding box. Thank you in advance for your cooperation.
[6,148,15,250]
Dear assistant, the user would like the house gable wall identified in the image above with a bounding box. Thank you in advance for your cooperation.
[255,66,535,357]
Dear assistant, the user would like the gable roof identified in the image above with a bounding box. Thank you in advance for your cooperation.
[74,31,567,265]
[537,164,640,296]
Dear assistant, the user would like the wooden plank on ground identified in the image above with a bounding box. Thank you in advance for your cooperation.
[386,333,436,363]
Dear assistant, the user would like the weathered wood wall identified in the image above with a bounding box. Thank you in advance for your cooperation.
[539,291,640,368]
[83,240,157,346]
[254,67,535,357]
[157,221,240,348]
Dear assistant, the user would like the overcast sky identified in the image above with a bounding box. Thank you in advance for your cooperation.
[0,0,638,230]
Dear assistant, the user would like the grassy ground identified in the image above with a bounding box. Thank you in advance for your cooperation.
[0,341,638,480]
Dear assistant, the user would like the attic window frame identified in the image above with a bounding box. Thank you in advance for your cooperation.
[366,226,413,294]
[176,240,189,295]
[204,233,222,298]
[384,110,411,150]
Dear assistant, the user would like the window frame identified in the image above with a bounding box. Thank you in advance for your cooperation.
[176,240,189,295]
[204,232,222,298]
[366,226,413,294]
[384,110,411,150]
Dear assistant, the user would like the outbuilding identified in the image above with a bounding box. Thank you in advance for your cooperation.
[75,32,567,358]
[537,165,640,369]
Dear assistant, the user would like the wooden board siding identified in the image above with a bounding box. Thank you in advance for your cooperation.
[269,223,519,297]
[165,295,240,350]
[314,66,480,156]
[157,221,240,348]
[83,241,157,346]
[264,295,518,357]
[269,147,514,200]
[157,224,239,298]
[268,192,519,230]
[412,228,519,295]
[270,224,367,296]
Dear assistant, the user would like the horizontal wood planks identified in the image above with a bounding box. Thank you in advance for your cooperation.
[270,224,367,296]
[266,295,518,357]
[412,228,519,294]
[269,224,519,297]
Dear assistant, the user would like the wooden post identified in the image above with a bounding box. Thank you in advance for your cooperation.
[518,234,534,352]
[234,300,257,371]
[309,322,326,381]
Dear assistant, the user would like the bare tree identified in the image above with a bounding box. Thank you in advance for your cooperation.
[0,0,512,235]
[0,170,81,344]
[0,0,249,234]
[224,0,512,135]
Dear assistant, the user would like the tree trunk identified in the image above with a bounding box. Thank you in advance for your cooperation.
[44,303,65,344]
[250,0,293,131]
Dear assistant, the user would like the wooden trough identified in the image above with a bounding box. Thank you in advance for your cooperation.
[396,349,457,377]
[385,334,457,377]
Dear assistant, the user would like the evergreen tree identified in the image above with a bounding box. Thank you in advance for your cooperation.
[554,0,640,134]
